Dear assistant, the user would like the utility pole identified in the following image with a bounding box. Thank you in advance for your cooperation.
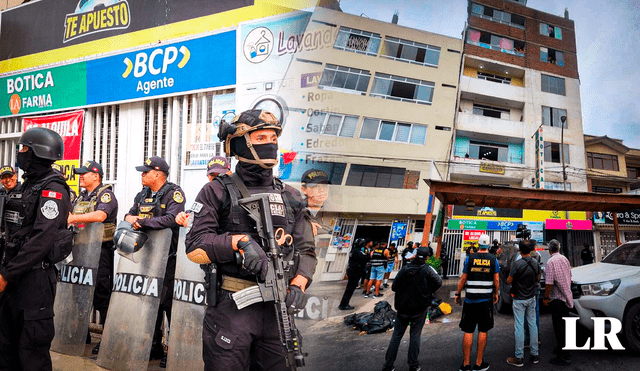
[561,116,567,191]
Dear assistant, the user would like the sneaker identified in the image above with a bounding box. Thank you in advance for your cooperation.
[506,357,524,367]
[92,342,101,355]
[459,364,471,371]
[364,293,370,298]
[159,355,167,368]
[338,305,355,310]
[473,361,490,371]
[383,283,389,288]
[374,294,383,298]
[549,356,571,366]
[531,355,539,364]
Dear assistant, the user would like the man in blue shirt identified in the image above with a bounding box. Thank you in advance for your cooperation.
[455,234,500,371]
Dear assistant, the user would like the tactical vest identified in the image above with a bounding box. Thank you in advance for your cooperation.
[370,247,386,267]
[3,173,70,266]
[388,248,398,260]
[464,252,496,301]
[214,174,296,278]
[72,184,116,242]
[134,182,177,219]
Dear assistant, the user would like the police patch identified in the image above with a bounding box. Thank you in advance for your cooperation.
[100,193,112,203]
[173,191,184,203]
[41,200,59,220]
[191,202,203,213]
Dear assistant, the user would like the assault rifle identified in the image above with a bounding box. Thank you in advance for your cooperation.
[233,194,305,369]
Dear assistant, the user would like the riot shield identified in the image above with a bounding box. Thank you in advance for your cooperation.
[51,222,105,356]
[97,228,172,371]
[166,228,206,370]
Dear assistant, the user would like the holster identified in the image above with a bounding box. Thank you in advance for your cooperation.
[201,263,218,307]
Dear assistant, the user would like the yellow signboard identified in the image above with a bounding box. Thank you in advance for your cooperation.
[479,162,505,175]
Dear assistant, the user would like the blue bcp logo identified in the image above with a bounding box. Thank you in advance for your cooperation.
[122,45,191,94]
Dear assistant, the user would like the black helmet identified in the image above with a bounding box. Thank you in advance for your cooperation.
[406,241,414,248]
[19,127,64,160]
[114,221,148,262]
[354,238,365,248]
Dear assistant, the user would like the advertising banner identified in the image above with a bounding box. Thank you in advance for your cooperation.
[463,230,486,250]
[546,219,593,231]
[452,205,523,219]
[0,0,253,60]
[86,31,236,104]
[1,63,87,117]
[594,210,640,225]
[390,220,407,241]
[23,111,84,193]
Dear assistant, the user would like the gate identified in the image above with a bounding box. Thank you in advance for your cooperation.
[321,218,357,281]
[442,228,464,276]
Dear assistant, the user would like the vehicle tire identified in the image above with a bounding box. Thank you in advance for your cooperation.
[623,302,640,353]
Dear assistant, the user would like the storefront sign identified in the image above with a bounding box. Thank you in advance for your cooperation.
[301,72,322,88]
[546,219,593,231]
[479,162,505,175]
[453,206,523,219]
[1,63,86,117]
[448,220,488,230]
[23,111,84,193]
[0,0,252,60]
[535,126,545,189]
[463,230,486,250]
[86,31,235,104]
[486,221,518,231]
[594,210,640,225]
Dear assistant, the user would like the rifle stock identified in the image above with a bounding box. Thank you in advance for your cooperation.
[235,194,305,369]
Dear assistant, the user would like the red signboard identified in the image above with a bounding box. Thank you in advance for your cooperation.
[463,230,486,241]
[23,110,84,192]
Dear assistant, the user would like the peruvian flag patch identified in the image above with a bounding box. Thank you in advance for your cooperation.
[42,190,62,199]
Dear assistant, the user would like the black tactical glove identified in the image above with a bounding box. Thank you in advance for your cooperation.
[285,285,306,311]
[237,236,268,281]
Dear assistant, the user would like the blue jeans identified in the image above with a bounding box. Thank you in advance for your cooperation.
[513,296,538,358]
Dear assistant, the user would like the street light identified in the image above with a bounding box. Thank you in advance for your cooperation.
[561,115,567,191]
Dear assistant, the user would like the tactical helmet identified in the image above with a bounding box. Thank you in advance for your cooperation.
[406,241,414,248]
[113,221,148,263]
[19,127,64,160]
[218,110,281,168]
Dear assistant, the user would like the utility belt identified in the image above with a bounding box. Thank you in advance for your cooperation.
[220,275,258,293]
[103,223,116,243]
[31,260,51,271]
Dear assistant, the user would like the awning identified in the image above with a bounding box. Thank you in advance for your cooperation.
[424,180,640,212]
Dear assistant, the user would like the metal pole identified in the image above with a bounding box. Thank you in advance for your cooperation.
[561,116,567,191]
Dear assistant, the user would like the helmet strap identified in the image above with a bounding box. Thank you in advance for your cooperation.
[234,133,277,169]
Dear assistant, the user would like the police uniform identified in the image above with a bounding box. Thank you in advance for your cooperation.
[459,251,499,333]
[72,182,118,322]
[186,168,316,370]
[339,240,368,309]
[126,174,185,356]
[0,131,71,370]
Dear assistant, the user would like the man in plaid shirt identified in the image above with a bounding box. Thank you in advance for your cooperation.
[542,239,573,366]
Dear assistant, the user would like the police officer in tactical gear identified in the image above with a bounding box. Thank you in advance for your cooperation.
[124,156,185,367]
[0,128,71,371]
[0,166,21,195]
[338,238,368,310]
[185,109,316,371]
[67,161,118,354]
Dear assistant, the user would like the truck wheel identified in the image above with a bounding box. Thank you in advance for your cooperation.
[624,303,640,353]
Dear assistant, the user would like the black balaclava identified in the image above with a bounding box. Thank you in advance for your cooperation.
[17,149,53,179]
[232,138,278,185]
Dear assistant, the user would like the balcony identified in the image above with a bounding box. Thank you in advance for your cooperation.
[459,75,525,108]
[449,158,528,186]
[456,112,524,138]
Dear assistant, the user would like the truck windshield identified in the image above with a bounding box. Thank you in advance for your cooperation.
[602,242,640,266]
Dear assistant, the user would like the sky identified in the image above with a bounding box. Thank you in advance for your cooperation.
[339,0,640,148]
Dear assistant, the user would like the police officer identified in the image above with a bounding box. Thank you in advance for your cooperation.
[338,238,368,310]
[383,242,398,288]
[300,169,330,236]
[124,156,185,367]
[67,161,118,354]
[0,128,71,370]
[0,166,20,195]
[365,241,389,297]
[185,110,316,371]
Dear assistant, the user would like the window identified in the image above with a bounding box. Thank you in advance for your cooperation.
[540,47,564,66]
[544,142,570,164]
[546,181,571,191]
[285,161,346,185]
[592,186,622,193]
[603,242,640,266]
[306,112,358,137]
[346,164,406,189]
[468,140,509,162]
[472,103,510,119]
[477,71,511,84]
[540,23,563,40]
[542,107,568,128]
[318,64,371,95]
[628,167,640,179]
[466,29,525,57]
[470,3,525,29]
[541,74,566,95]
[334,27,381,56]
[370,73,434,104]
[380,36,440,67]
[587,152,619,171]
[359,118,427,145]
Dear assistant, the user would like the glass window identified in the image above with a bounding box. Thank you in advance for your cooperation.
[542,106,568,128]
[541,74,566,96]
[544,142,570,164]
[346,164,407,189]
[323,115,342,135]
[380,37,440,67]
[319,64,371,95]
[360,118,427,145]
[360,118,379,139]
[370,73,435,104]
[306,113,358,138]
[282,161,346,185]
[396,123,411,142]
[468,140,513,162]
[603,242,640,266]
[379,121,396,141]
[334,27,381,56]
[307,112,326,133]
[409,125,427,145]
[587,152,619,171]
[339,116,358,137]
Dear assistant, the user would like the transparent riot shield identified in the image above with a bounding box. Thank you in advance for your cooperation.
[97,228,172,371]
[51,222,105,356]
[166,228,207,370]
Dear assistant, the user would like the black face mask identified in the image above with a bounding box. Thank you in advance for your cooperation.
[16,150,33,172]
[233,139,278,169]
